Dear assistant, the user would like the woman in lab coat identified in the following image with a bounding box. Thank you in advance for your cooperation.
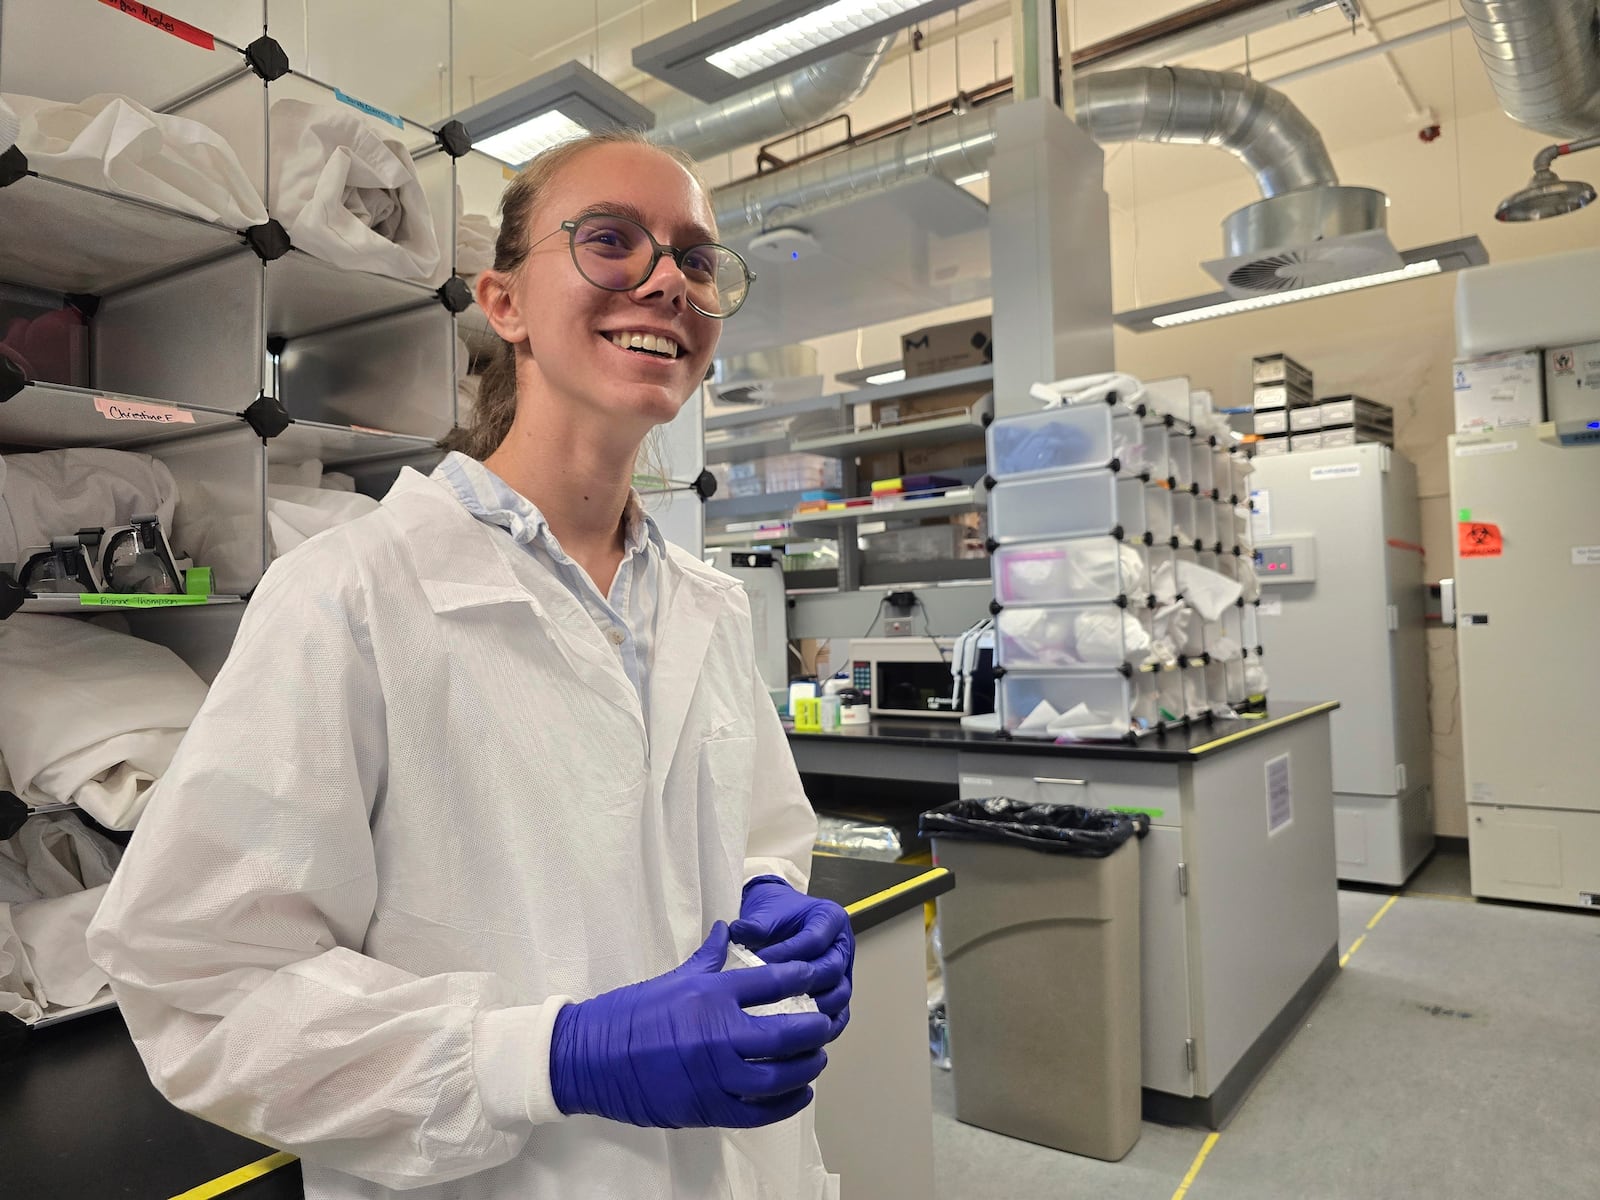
[88,131,853,1200]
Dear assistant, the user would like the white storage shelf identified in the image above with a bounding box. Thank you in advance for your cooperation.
[995,601,1155,672]
[790,404,991,457]
[997,669,1139,741]
[986,401,1142,482]
[788,488,979,528]
[991,534,1152,606]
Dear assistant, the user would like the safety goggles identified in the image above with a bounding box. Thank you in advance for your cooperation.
[17,515,182,595]
[530,212,754,319]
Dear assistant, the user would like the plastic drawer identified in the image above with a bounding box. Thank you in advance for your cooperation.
[991,535,1150,605]
[1195,504,1220,552]
[995,602,1155,671]
[1142,422,1174,484]
[988,472,1153,543]
[987,404,1144,481]
[1167,432,1194,489]
[1169,491,1199,549]
[997,670,1137,740]
[1193,444,1216,499]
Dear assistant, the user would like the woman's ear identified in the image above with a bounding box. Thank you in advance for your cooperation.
[476,270,528,346]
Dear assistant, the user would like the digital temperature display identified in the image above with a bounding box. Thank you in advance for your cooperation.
[1256,545,1296,575]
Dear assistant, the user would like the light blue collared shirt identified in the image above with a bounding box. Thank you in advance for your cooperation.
[433,452,664,724]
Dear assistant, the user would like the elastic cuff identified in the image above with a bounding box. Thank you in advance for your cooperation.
[473,996,572,1128]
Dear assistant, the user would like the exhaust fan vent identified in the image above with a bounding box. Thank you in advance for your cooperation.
[1204,187,1401,298]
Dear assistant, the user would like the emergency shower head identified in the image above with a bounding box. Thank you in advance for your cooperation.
[1496,137,1600,223]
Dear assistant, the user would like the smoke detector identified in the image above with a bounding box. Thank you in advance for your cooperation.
[1203,186,1401,298]
[747,226,821,265]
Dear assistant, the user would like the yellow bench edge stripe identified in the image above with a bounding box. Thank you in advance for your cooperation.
[1189,701,1340,755]
[169,1151,297,1200]
[844,868,952,917]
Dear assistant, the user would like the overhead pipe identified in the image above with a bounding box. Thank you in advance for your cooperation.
[652,35,895,159]
[1458,0,1600,138]
[714,66,1340,236]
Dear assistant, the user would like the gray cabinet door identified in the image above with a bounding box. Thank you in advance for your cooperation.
[1139,825,1195,1096]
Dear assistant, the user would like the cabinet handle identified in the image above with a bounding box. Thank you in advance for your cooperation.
[1032,777,1089,788]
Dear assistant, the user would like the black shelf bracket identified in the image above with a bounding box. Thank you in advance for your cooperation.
[0,355,25,403]
[0,791,29,840]
[437,275,473,313]
[244,36,290,81]
[0,571,29,621]
[435,120,473,159]
[0,146,28,189]
[246,220,291,262]
[243,394,292,441]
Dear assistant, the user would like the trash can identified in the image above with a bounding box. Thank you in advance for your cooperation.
[921,798,1145,1161]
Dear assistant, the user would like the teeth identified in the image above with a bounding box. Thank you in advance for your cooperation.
[608,332,680,359]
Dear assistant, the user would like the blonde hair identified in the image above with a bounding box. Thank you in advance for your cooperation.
[445,129,712,461]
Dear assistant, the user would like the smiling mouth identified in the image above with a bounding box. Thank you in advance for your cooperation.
[606,331,681,360]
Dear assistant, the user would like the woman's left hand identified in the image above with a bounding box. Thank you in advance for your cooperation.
[730,877,854,1038]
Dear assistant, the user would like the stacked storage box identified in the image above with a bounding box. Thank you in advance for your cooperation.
[1312,395,1392,449]
[1251,353,1313,456]
[984,383,1264,739]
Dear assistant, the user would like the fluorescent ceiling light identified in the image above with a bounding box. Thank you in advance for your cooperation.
[865,368,907,385]
[1076,0,1360,73]
[1115,236,1488,332]
[708,0,933,79]
[1153,261,1441,327]
[451,61,652,168]
[634,0,966,101]
[474,111,588,165]
[953,170,989,187]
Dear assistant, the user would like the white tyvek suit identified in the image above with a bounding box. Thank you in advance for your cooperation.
[88,469,832,1198]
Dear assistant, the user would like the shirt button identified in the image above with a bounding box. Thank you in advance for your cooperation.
[608,628,626,645]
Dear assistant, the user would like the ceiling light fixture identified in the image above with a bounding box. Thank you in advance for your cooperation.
[865,368,907,385]
[1115,236,1487,331]
[452,61,653,168]
[634,0,967,101]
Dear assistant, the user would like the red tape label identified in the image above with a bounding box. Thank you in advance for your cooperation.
[98,0,216,50]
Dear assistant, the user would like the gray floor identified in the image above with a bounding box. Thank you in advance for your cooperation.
[930,881,1600,1199]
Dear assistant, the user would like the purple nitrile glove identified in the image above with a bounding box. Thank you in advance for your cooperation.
[549,922,833,1130]
[729,876,854,1040]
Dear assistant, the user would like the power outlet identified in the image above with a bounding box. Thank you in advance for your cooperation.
[885,618,914,636]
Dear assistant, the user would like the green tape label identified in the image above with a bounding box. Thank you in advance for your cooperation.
[1107,805,1165,820]
[1458,508,1471,522]
[78,593,209,608]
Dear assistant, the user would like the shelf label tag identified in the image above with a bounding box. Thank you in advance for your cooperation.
[1310,463,1361,481]
[1266,752,1293,835]
[95,397,195,425]
[98,1,215,50]
[335,89,405,129]
[78,593,209,608]
[1572,546,1600,566]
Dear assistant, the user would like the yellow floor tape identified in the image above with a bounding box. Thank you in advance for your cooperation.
[169,1151,297,1200]
[1171,1132,1221,1200]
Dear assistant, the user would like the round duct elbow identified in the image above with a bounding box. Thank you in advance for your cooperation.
[1204,186,1401,297]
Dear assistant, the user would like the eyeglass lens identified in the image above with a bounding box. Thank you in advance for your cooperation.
[570,215,749,316]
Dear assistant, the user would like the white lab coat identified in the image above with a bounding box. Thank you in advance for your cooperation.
[87,469,834,1200]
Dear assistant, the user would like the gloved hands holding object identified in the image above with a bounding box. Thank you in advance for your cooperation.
[730,876,854,1040]
[550,922,834,1130]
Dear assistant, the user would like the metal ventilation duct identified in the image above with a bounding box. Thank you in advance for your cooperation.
[1459,0,1600,139]
[653,35,895,159]
[712,65,1393,297]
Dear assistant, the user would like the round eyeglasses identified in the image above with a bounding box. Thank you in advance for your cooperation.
[534,212,755,319]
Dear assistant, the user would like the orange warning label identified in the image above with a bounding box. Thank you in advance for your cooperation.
[1459,522,1503,558]
[98,1,215,50]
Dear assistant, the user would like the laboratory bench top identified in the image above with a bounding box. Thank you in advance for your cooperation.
[786,700,1339,764]
[0,856,951,1200]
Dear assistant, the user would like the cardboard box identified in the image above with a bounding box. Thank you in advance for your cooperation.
[858,450,904,484]
[1252,382,1314,410]
[1253,409,1289,435]
[902,438,987,475]
[1453,350,1543,434]
[900,316,993,378]
[1289,407,1323,432]
[871,385,989,429]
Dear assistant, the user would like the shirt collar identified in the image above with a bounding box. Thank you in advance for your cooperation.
[434,451,663,561]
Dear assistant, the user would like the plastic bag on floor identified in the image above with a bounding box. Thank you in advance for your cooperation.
[4,92,267,228]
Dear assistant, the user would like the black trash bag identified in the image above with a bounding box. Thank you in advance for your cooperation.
[920,797,1148,857]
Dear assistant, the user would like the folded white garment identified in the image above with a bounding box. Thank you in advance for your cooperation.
[1,447,179,575]
[7,812,122,899]
[1177,558,1244,622]
[457,209,498,278]
[14,884,111,1010]
[0,95,18,155]
[268,459,325,489]
[267,483,381,558]
[269,98,441,281]
[0,615,207,829]
[1074,609,1152,665]
[0,904,43,1023]
[3,92,267,228]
